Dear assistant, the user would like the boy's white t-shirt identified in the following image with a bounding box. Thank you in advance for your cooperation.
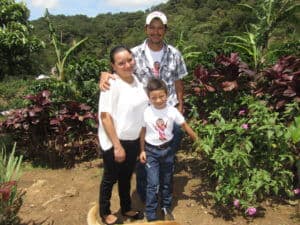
[143,104,185,146]
[98,75,149,151]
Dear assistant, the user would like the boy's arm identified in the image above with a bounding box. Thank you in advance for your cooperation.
[139,127,147,163]
[181,122,198,141]
[100,112,125,162]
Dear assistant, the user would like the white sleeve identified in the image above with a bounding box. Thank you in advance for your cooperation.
[99,80,116,114]
[174,107,185,125]
[141,107,147,127]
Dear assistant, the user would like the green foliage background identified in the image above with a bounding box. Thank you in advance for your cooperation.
[28,0,299,75]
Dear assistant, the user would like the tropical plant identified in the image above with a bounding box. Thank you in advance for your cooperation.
[192,53,255,94]
[0,90,98,167]
[44,9,88,82]
[0,143,24,225]
[257,55,300,109]
[225,0,300,70]
[185,52,255,119]
[225,32,262,71]
[175,31,204,72]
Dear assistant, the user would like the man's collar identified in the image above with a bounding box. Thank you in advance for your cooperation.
[141,39,168,52]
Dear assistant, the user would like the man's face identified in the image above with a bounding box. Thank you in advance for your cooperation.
[145,18,166,45]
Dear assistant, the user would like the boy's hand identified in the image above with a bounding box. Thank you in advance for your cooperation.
[139,151,147,164]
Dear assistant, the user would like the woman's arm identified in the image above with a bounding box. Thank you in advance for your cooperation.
[101,112,125,163]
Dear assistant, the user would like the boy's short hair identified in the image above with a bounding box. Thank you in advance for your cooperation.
[146,78,168,95]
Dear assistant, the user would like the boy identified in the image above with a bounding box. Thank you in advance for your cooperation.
[139,78,198,221]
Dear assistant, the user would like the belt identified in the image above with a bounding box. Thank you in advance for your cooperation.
[145,140,172,150]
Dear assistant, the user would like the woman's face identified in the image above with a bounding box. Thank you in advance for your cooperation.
[111,50,135,78]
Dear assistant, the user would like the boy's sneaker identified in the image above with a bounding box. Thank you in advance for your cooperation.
[161,208,175,221]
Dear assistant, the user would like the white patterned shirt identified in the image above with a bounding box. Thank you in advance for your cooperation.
[131,39,188,106]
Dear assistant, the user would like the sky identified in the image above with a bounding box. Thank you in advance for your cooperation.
[17,0,168,20]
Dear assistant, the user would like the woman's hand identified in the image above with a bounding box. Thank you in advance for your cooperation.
[114,145,126,163]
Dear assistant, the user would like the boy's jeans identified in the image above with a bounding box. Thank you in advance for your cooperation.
[136,124,182,202]
[144,143,174,221]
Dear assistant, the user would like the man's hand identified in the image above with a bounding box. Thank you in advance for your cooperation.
[114,145,126,163]
[99,72,116,91]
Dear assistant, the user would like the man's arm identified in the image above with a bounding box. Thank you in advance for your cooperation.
[175,79,184,114]
[99,72,116,91]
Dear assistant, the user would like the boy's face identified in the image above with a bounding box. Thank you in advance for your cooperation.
[148,89,167,109]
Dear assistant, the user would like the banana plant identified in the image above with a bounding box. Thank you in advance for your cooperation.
[225,31,262,71]
[44,9,88,82]
[225,0,300,71]
[175,31,203,71]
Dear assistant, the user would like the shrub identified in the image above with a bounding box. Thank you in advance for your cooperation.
[26,55,107,112]
[185,52,255,120]
[257,55,300,110]
[66,55,108,110]
[0,90,98,167]
[193,96,295,214]
[0,78,32,111]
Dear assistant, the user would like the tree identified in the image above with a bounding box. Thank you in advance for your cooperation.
[0,0,44,78]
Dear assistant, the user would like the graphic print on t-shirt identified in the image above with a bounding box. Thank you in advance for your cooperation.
[152,61,160,77]
[155,118,167,140]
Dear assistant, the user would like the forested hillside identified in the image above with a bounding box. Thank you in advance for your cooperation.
[30,0,299,74]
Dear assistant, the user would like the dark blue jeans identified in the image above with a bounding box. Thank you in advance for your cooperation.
[144,143,174,221]
[136,124,183,202]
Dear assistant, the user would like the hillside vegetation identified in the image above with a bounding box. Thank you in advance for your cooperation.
[29,0,299,74]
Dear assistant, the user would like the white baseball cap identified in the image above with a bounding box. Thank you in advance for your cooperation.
[145,11,167,25]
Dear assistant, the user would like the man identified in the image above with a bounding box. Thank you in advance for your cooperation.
[99,11,188,218]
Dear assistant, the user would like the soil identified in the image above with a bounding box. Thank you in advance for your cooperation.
[17,153,300,225]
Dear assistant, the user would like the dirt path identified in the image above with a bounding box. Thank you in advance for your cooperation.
[18,158,300,225]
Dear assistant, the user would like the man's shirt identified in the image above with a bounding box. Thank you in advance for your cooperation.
[131,40,188,106]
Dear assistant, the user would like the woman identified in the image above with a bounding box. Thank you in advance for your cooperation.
[98,45,148,225]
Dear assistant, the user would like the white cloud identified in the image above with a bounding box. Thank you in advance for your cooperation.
[31,0,60,9]
[106,0,167,7]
